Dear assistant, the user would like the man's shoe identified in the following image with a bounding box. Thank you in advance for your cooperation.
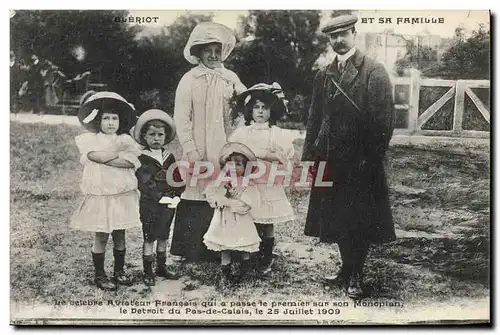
[347,274,364,300]
[323,271,348,287]
[323,272,347,286]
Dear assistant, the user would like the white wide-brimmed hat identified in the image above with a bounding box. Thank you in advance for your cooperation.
[78,91,136,133]
[183,21,236,65]
[219,142,257,166]
[132,109,176,146]
[236,82,289,119]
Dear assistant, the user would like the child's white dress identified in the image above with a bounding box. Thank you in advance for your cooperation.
[203,179,261,252]
[70,132,142,233]
[229,122,295,224]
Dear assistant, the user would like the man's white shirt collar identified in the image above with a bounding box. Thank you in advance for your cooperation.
[336,47,357,63]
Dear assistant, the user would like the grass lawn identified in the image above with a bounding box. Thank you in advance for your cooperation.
[10,122,490,324]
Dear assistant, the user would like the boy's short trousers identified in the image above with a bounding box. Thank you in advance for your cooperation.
[139,202,175,242]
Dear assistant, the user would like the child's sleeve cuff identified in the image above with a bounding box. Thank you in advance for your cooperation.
[80,153,91,165]
[119,152,141,170]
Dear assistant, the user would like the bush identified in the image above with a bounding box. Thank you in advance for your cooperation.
[286,94,307,124]
[137,89,161,111]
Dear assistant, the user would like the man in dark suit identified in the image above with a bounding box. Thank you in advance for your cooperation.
[301,14,396,299]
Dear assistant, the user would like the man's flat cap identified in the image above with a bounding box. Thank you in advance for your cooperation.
[322,14,358,34]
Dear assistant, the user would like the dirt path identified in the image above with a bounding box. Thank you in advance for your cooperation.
[10,113,490,147]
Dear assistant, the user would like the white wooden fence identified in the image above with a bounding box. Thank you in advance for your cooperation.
[392,70,490,138]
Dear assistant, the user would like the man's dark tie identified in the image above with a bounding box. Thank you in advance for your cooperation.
[338,60,346,73]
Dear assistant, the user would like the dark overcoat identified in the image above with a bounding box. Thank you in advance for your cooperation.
[301,50,395,244]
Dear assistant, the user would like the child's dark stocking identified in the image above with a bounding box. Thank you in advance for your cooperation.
[218,251,233,289]
[143,254,155,286]
[156,240,179,279]
[257,224,275,275]
[255,223,265,260]
[112,230,133,286]
[92,251,117,291]
[142,230,156,287]
[260,237,275,275]
[91,232,116,291]
[237,252,251,283]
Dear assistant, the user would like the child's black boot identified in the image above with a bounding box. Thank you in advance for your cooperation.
[217,264,233,290]
[259,237,275,276]
[143,254,156,286]
[92,252,117,291]
[113,249,133,286]
[155,252,180,280]
[236,259,250,284]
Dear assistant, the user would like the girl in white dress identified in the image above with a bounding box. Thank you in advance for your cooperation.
[229,83,295,275]
[71,91,141,291]
[203,142,262,288]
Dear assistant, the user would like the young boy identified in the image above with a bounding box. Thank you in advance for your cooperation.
[133,109,185,286]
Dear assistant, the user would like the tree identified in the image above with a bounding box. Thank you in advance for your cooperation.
[394,38,438,76]
[131,13,214,113]
[426,24,490,80]
[394,24,490,80]
[226,10,328,121]
[9,10,215,113]
[454,25,466,43]
[10,10,333,121]
[10,10,140,78]
[10,10,143,108]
